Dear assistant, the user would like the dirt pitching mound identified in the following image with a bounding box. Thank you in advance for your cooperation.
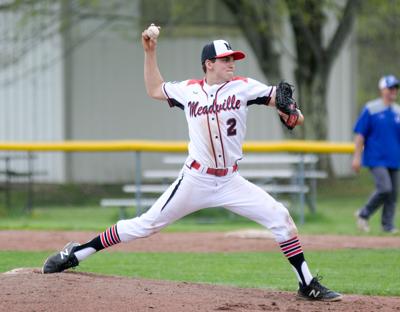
[1,268,399,312]
[1,231,400,311]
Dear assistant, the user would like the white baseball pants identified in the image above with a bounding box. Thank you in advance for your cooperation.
[117,166,298,243]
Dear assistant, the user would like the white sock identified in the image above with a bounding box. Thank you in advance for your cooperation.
[74,247,96,262]
[291,262,313,286]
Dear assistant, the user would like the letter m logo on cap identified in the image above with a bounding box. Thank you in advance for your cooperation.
[224,42,232,50]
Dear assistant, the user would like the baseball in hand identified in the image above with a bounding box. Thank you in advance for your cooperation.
[146,24,160,39]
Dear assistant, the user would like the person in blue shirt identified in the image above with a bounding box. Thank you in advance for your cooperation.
[352,75,400,233]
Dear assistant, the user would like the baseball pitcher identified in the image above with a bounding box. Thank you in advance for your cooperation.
[42,25,341,302]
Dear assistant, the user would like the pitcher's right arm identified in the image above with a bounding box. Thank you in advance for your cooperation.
[142,29,166,100]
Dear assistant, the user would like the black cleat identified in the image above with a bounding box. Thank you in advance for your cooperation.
[297,276,342,301]
[42,242,80,274]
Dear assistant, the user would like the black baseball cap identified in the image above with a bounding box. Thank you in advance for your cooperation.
[201,40,246,64]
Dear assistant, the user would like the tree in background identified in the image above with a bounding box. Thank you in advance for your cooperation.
[356,0,400,111]
[222,0,360,140]
[3,0,399,141]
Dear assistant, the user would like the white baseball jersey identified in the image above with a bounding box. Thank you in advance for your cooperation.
[162,77,275,168]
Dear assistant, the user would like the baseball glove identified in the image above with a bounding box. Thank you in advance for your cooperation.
[275,81,299,130]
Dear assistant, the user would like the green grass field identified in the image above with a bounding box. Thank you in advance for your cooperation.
[0,250,399,296]
[0,170,399,296]
[0,194,396,235]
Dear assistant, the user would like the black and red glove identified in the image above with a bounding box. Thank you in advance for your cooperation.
[275,81,299,130]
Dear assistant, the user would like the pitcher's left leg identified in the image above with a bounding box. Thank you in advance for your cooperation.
[220,174,341,301]
[219,174,296,241]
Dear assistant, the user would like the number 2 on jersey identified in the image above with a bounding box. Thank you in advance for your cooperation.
[227,118,237,136]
